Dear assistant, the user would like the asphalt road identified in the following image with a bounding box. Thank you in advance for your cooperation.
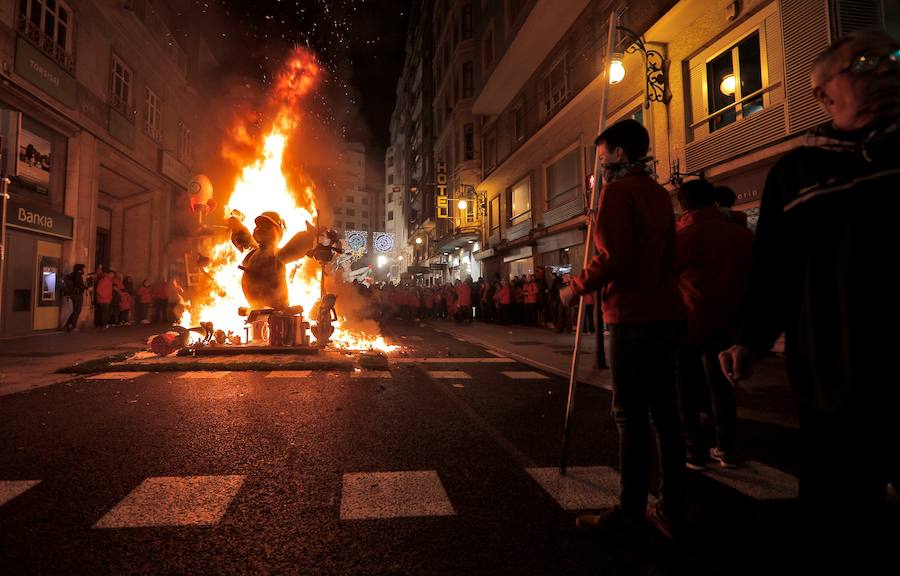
[0,320,816,575]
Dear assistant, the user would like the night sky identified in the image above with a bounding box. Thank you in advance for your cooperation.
[172,0,411,156]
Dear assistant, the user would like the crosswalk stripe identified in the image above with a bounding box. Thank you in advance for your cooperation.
[391,357,514,363]
[265,371,313,378]
[351,371,392,379]
[700,461,798,500]
[428,371,471,379]
[340,470,455,520]
[501,371,550,380]
[0,480,41,507]
[177,371,232,379]
[87,372,149,380]
[527,466,620,510]
[94,475,246,528]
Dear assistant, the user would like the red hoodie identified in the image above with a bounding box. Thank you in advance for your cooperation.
[676,206,753,345]
[571,172,684,324]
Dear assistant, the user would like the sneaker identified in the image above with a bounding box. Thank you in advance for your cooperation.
[709,447,738,469]
[685,453,708,471]
[576,506,634,535]
[646,503,682,540]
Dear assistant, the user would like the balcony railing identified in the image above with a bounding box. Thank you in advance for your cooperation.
[142,119,162,142]
[17,16,76,74]
[110,94,136,123]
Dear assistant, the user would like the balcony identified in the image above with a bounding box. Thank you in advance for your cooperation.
[435,225,482,254]
[473,0,590,115]
[17,16,75,74]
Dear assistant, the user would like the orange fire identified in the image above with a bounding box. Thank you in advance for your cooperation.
[179,49,396,353]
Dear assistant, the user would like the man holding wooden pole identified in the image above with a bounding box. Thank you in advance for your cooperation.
[559,119,687,540]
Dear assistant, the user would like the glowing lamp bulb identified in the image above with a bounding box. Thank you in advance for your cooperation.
[609,58,625,85]
[415,237,422,244]
[720,74,736,96]
[398,255,404,261]
[458,199,468,210]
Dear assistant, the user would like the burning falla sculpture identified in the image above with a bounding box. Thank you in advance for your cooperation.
[227,209,318,310]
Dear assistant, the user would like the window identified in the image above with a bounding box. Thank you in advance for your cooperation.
[143,88,162,141]
[388,192,394,202]
[461,3,473,40]
[346,222,355,229]
[484,134,497,172]
[489,196,501,234]
[17,0,74,70]
[387,174,394,185]
[362,224,368,231]
[462,62,473,98]
[543,56,570,116]
[507,0,528,25]
[333,207,343,215]
[388,210,394,221]
[546,147,580,209]
[346,208,356,216]
[464,124,474,161]
[362,197,369,205]
[483,29,494,70]
[178,122,193,162]
[514,103,525,142]
[346,195,354,203]
[509,177,531,226]
[362,210,369,218]
[111,55,132,116]
[706,31,764,132]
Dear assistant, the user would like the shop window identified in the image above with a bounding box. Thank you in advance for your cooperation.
[17,0,74,71]
[707,31,764,132]
[110,55,133,117]
[546,147,580,210]
[143,87,162,141]
[509,177,531,226]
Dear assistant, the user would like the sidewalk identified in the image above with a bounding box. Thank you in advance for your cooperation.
[0,324,162,397]
[429,320,798,429]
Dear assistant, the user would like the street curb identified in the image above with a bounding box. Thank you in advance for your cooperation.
[429,324,611,391]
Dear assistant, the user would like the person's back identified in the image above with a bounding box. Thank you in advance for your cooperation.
[95,274,113,304]
[676,195,753,344]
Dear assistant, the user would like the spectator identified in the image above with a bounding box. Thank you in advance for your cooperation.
[152,279,168,323]
[719,31,900,562]
[62,264,87,331]
[495,278,511,325]
[713,186,749,227]
[118,287,133,325]
[137,279,153,324]
[94,266,114,328]
[523,274,538,325]
[555,274,576,334]
[675,179,753,470]
[455,278,472,324]
[560,119,686,539]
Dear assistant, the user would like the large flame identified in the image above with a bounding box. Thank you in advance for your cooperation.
[180,49,395,353]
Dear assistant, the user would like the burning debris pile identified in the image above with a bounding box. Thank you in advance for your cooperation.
[149,49,395,357]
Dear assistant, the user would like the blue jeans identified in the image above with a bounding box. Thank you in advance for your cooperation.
[608,321,687,522]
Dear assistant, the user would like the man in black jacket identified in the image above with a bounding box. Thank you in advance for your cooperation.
[63,264,86,331]
[720,30,899,562]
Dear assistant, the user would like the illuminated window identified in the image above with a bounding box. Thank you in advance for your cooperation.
[707,31,764,132]
[509,177,531,226]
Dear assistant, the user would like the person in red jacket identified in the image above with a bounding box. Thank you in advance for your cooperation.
[523,275,538,325]
[494,278,512,324]
[137,279,153,324]
[560,119,686,539]
[118,287,133,325]
[93,266,114,328]
[675,179,754,470]
[455,278,472,324]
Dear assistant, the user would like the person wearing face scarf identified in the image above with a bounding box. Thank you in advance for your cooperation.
[559,119,686,541]
[719,31,900,565]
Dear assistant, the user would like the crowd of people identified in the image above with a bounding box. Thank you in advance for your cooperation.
[61,264,183,330]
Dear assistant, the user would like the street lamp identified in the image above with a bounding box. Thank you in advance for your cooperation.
[415,237,423,244]
[607,25,668,108]
[398,255,404,261]
[457,199,468,210]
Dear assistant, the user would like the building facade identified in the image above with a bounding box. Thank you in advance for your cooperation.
[470,0,896,282]
[0,0,217,335]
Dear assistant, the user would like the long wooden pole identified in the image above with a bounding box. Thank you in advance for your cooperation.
[559,12,616,475]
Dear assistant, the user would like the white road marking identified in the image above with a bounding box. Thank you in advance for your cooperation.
[0,480,41,507]
[340,470,455,520]
[87,372,149,380]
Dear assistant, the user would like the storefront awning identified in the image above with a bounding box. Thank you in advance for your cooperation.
[435,228,481,253]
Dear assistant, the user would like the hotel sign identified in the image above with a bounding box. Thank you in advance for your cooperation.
[14,37,77,109]
[436,161,449,219]
[160,150,191,188]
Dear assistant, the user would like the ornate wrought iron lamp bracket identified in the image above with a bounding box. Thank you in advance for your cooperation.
[617,26,669,109]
